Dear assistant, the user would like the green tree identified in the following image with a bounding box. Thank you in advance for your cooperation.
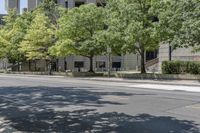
[177,0,200,51]
[0,10,18,61]
[37,0,65,25]
[0,10,32,70]
[20,12,55,64]
[159,0,200,56]
[51,4,106,72]
[106,0,161,73]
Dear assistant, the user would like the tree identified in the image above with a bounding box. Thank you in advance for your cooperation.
[105,0,161,73]
[20,12,55,67]
[51,4,106,72]
[37,0,65,26]
[176,0,200,51]
[158,0,200,56]
[0,10,32,70]
[0,10,18,62]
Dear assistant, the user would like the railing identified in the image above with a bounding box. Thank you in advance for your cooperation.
[145,58,159,68]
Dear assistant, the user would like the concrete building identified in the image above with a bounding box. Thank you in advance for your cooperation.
[4,0,20,13]
[27,0,101,10]
[28,0,42,11]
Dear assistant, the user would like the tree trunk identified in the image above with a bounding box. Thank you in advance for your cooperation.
[169,45,172,61]
[140,49,146,74]
[28,60,31,71]
[88,56,94,73]
[34,60,37,71]
[17,55,20,72]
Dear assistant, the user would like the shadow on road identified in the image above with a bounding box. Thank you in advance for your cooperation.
[0,86,199,133]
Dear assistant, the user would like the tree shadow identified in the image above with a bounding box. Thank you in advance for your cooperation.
[0,86,199,133]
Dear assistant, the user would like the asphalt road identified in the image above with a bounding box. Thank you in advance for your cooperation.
[0,74,200,133]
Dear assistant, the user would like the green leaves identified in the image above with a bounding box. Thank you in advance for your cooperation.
[159,0,200,51]
[0,10,32,63]
[20,12,55,60]
[105,0,162,73]
[54,4,106,57]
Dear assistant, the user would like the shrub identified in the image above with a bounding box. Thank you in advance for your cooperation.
[162,61,200,75]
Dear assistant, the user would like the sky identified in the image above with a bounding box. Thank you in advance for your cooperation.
[0,0,27,14]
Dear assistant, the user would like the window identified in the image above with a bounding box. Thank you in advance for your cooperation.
[75,2,85,7]
[74,61,84,68]
[96,61,106,68]
[112,62,121,68]
[146,50,158,61]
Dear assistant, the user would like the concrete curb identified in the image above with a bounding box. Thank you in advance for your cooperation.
[80,78,200,87]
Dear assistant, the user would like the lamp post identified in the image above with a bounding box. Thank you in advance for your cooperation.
[107,47,112,78]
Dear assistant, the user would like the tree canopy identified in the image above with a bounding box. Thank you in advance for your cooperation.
[105,0,161,73]
[0,10,32,65]
[0,0,199,73]
[51,4,106,72]
[159,0,200,51]
[20,11,55,60]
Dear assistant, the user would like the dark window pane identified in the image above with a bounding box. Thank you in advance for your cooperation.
[75,2,85,7]
[112,62,121,68]
[74,61,84,68]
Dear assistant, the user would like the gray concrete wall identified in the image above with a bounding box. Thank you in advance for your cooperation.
[123,54,140,71]
[68,0,75,8]
[27,0,37,11]
[27,0,43,11]
[86,0,96,4]
[5,0,20,13]
[158,43,200,72]
[57,0,66,7]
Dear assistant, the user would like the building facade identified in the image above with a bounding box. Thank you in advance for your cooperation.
[5,0,20,13]
[27,0,102,11]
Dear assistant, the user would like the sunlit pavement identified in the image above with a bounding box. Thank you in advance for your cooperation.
[0,74,200,133]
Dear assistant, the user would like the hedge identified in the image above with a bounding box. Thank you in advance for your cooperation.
[162,61,200,75]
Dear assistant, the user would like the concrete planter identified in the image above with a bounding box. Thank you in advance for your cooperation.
[6,71,49,75]
[66,72,104,77]
[116,73,200,80]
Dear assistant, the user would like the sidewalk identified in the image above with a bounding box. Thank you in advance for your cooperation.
[80,77,200,87]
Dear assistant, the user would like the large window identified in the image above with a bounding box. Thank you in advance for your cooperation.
[112,62,121,68]
[75,2,85,7]
[74,61,84,68]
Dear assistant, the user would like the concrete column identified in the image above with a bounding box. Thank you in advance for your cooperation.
[86,0,96,4]
[57,0,65,7]
[68,0,75,8]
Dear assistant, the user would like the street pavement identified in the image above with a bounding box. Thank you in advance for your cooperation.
[0,74,200,133]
